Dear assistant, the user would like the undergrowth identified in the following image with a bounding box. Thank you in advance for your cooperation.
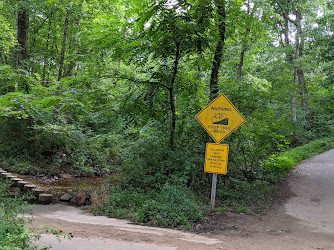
[0,181,38,250]
[265,136,334,174]
[89,136,334,227]
[102,183,205,228]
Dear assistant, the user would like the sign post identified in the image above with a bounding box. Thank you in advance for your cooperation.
[204,143,229,212]
[196,93,246,213]
[211,173,217,213]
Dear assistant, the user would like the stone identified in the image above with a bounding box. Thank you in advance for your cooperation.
[60,193,72,202]
[1,172,12,178]
[6,175,17,180]
[60,173,74,179]
[17,181,30,190]
[10,178,23,187]
[23,184,37,193]
[32,188,45,199]
[75,191,91,206]
[39,193,53,204]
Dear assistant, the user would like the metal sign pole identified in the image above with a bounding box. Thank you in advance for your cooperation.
[210,173,217,213]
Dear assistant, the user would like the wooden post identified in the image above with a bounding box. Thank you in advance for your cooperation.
[210,173,218,213]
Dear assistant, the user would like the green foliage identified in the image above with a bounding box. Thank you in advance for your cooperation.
[1,160,39,175]
[0,181,38,250]
[0,77,116,175]
[0,12,17,63]
[266,136,334,174]
[136,183,204,227]
[104,183,204,228]
[236,206,250,215]
[121,125,208,190]
[38,226,73,244]
[216,178,276,214]
[105,186,150,219]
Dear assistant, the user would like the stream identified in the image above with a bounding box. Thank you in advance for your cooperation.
[12,173,111,202]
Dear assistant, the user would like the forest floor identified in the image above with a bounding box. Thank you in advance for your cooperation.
[28,149,334,250]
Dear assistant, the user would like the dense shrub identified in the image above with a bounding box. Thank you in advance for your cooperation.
[103,183,204,228]
[0,181,37,250]
[266,136,334,174]
[136,183,204,227]
[0,84,116,175]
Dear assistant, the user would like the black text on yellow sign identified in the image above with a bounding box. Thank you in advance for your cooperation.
[204,143,229,175]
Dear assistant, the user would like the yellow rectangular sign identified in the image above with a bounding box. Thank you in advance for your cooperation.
[204,143,229,175]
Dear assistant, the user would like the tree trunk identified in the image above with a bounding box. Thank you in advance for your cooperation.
[292,67,297,123]
[42,19,51,83]
[210,0,226,100]
[275,0,309,121]
[237,46,247,87]
[284,19,297,122]
[17,1,28,66]
[58,5,71,81]
[295,0,309,112]
[237,0,253,87]
[297,68,308,112]
[169,42,180,151]
[284,19,293,62]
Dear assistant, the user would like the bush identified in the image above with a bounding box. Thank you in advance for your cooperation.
[0,83,116,176]
[136,183,204,227]
[266,136,334,174]
[216,178,276,213]
[122,133,202,190]
[105,187,151,219]
[101,183,204,228]
[0,181,37,249]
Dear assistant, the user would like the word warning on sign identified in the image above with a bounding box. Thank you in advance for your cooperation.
[204,143,229,175]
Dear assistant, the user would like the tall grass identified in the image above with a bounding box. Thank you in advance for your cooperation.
[266,136,334,174]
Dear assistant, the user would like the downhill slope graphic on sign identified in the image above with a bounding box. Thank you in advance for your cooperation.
[211,113,229,125]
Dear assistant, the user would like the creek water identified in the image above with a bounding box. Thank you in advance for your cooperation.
[13,173,112,201]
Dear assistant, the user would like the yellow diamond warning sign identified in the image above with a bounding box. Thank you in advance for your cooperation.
[195,93,246,143]
[204,143,229,174]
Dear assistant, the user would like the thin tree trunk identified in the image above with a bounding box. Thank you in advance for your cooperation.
[58,5,71,81]
[42,20,51,83]
[275,0,309,121]
[210,0,226,100]
[17,2,28,66]
[298,68,308,111]
[238,46,247,87]
[295,0,309,112]
[284,19,297,122]
[0,52,6,65]
[237,0,253,87]
[169,41,180,151]
[284,19,294,62]
[292,67,297,123]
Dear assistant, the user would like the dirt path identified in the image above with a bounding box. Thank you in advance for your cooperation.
[28,149,334,249]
